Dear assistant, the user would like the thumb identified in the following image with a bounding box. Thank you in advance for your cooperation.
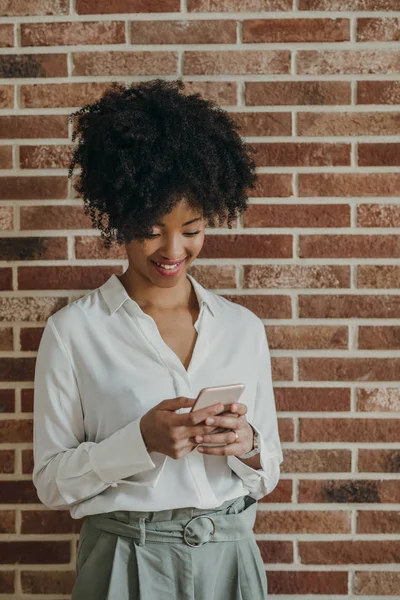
[159,396,196,411]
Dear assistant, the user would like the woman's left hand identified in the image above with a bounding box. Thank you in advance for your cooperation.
[194,402,254,455]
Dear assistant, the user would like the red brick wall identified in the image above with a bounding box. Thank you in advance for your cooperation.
[1,1,400,598]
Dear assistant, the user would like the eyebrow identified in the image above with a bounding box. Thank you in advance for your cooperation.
[154,217,202,227]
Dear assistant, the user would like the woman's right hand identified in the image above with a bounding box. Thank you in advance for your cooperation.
[139,396,228,459]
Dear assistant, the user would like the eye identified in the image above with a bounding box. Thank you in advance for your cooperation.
[184,231,201,236]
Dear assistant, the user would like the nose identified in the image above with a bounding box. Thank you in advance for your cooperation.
[159,234,187,261]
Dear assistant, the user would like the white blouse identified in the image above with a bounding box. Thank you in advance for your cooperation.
[33,272,283,519]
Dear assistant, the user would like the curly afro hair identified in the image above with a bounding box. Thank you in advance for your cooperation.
[67,78,258,249]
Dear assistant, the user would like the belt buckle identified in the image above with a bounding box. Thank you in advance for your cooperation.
[183,515,216,548]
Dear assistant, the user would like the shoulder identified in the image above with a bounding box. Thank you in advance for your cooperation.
[210,290,264,334]
[47,285,106,337]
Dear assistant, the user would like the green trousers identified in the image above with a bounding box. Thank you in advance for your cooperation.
[71,494,268,600]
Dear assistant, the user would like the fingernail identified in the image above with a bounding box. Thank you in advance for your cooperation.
[196,436,203,442]
[205,417,214,425]
[198,447,204,452]
[232,403,237,411]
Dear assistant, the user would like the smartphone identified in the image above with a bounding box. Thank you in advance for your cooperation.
[191,383,245,447]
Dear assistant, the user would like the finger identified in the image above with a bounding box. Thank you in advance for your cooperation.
[229,402,247,416]
[203,415,247,430]
[175,402,226,427]
[197,441,242,456]
[194,430,238,445]
[159,397,196,411]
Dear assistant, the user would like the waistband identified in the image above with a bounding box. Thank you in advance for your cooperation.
[84,494,257,548]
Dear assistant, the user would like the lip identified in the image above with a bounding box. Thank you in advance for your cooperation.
[151,258,186,277]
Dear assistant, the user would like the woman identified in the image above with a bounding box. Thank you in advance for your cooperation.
[32,79,283,599]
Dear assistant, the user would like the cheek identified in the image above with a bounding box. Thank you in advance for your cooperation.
[191,233,205,253]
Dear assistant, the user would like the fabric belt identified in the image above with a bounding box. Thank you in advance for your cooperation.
[84,495,257,548]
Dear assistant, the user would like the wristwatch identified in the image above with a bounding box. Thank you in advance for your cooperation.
[238,425,261,459]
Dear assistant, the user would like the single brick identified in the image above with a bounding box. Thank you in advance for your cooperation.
[299,234,400,258]
[76,0,179,12]
[18,266,123,290]
[358,81,400,105]
[0,24,13,47]
[274,387,350,412]
[188,0,291,10]
[253,142,350,167]
[0,297,67,322]
[299,0,400,8]
[300,418,400,443]
[271,357,293,381]
[200,235,293,259]
[355,572,400,596]
[246,81,351,106]
[260,479,292,503]
[358,265,400,289]
[21,510,82,534]
[130,19,236,44]
[359,326,400,350]
[256,541,293,564]
[358,450,400,474]
[298,50,400,74]
[244,264,350,289]
[0,390,15,413]
[73,51,177,76]
[255,510,350,534]
[0,541,70,564]
[20,327,44,351]
[249,173,293,197]
[244,18,349,43]
[357,18,400,42]
[230,112,292,136]
[187,265,237,289]
[267,571,348,595]
[281,449,351,473]
[0,175,67,199]
[0,1,68,15]
[221,294,292,319]
[0,452,14,474]
[0,53,67,78]
[21,570,76,594]
[0,359,36,382]
[21,21,125,46]
[184,50,290,75]
[20,205,92,229]
[358,144,400,167]
[0,237,67,261]
[357,388,400,412]
[265,325,348,349]
[299,539,400,564]
[244,203,350,227]
[299,479,400,503]
[357,510,400,534]
[298,111,400,136]
[299,173,400,197]
[298,357,400,381]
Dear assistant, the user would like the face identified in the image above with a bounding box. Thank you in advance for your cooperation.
[124,198,205,288]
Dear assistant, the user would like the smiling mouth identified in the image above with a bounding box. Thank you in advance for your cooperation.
[150,259,187,273]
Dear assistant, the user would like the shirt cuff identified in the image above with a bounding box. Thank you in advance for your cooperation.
[88,415,162,486]
[227,423,266,479]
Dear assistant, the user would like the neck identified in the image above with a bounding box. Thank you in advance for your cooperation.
[118,266,194,313]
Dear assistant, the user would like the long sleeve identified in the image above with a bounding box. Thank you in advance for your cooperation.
[32,317,166,510]
[227,318,283,500]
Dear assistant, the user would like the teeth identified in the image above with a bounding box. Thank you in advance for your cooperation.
[154,261,180,270]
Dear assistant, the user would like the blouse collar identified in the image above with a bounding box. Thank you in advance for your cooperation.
[100,272,216,319]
